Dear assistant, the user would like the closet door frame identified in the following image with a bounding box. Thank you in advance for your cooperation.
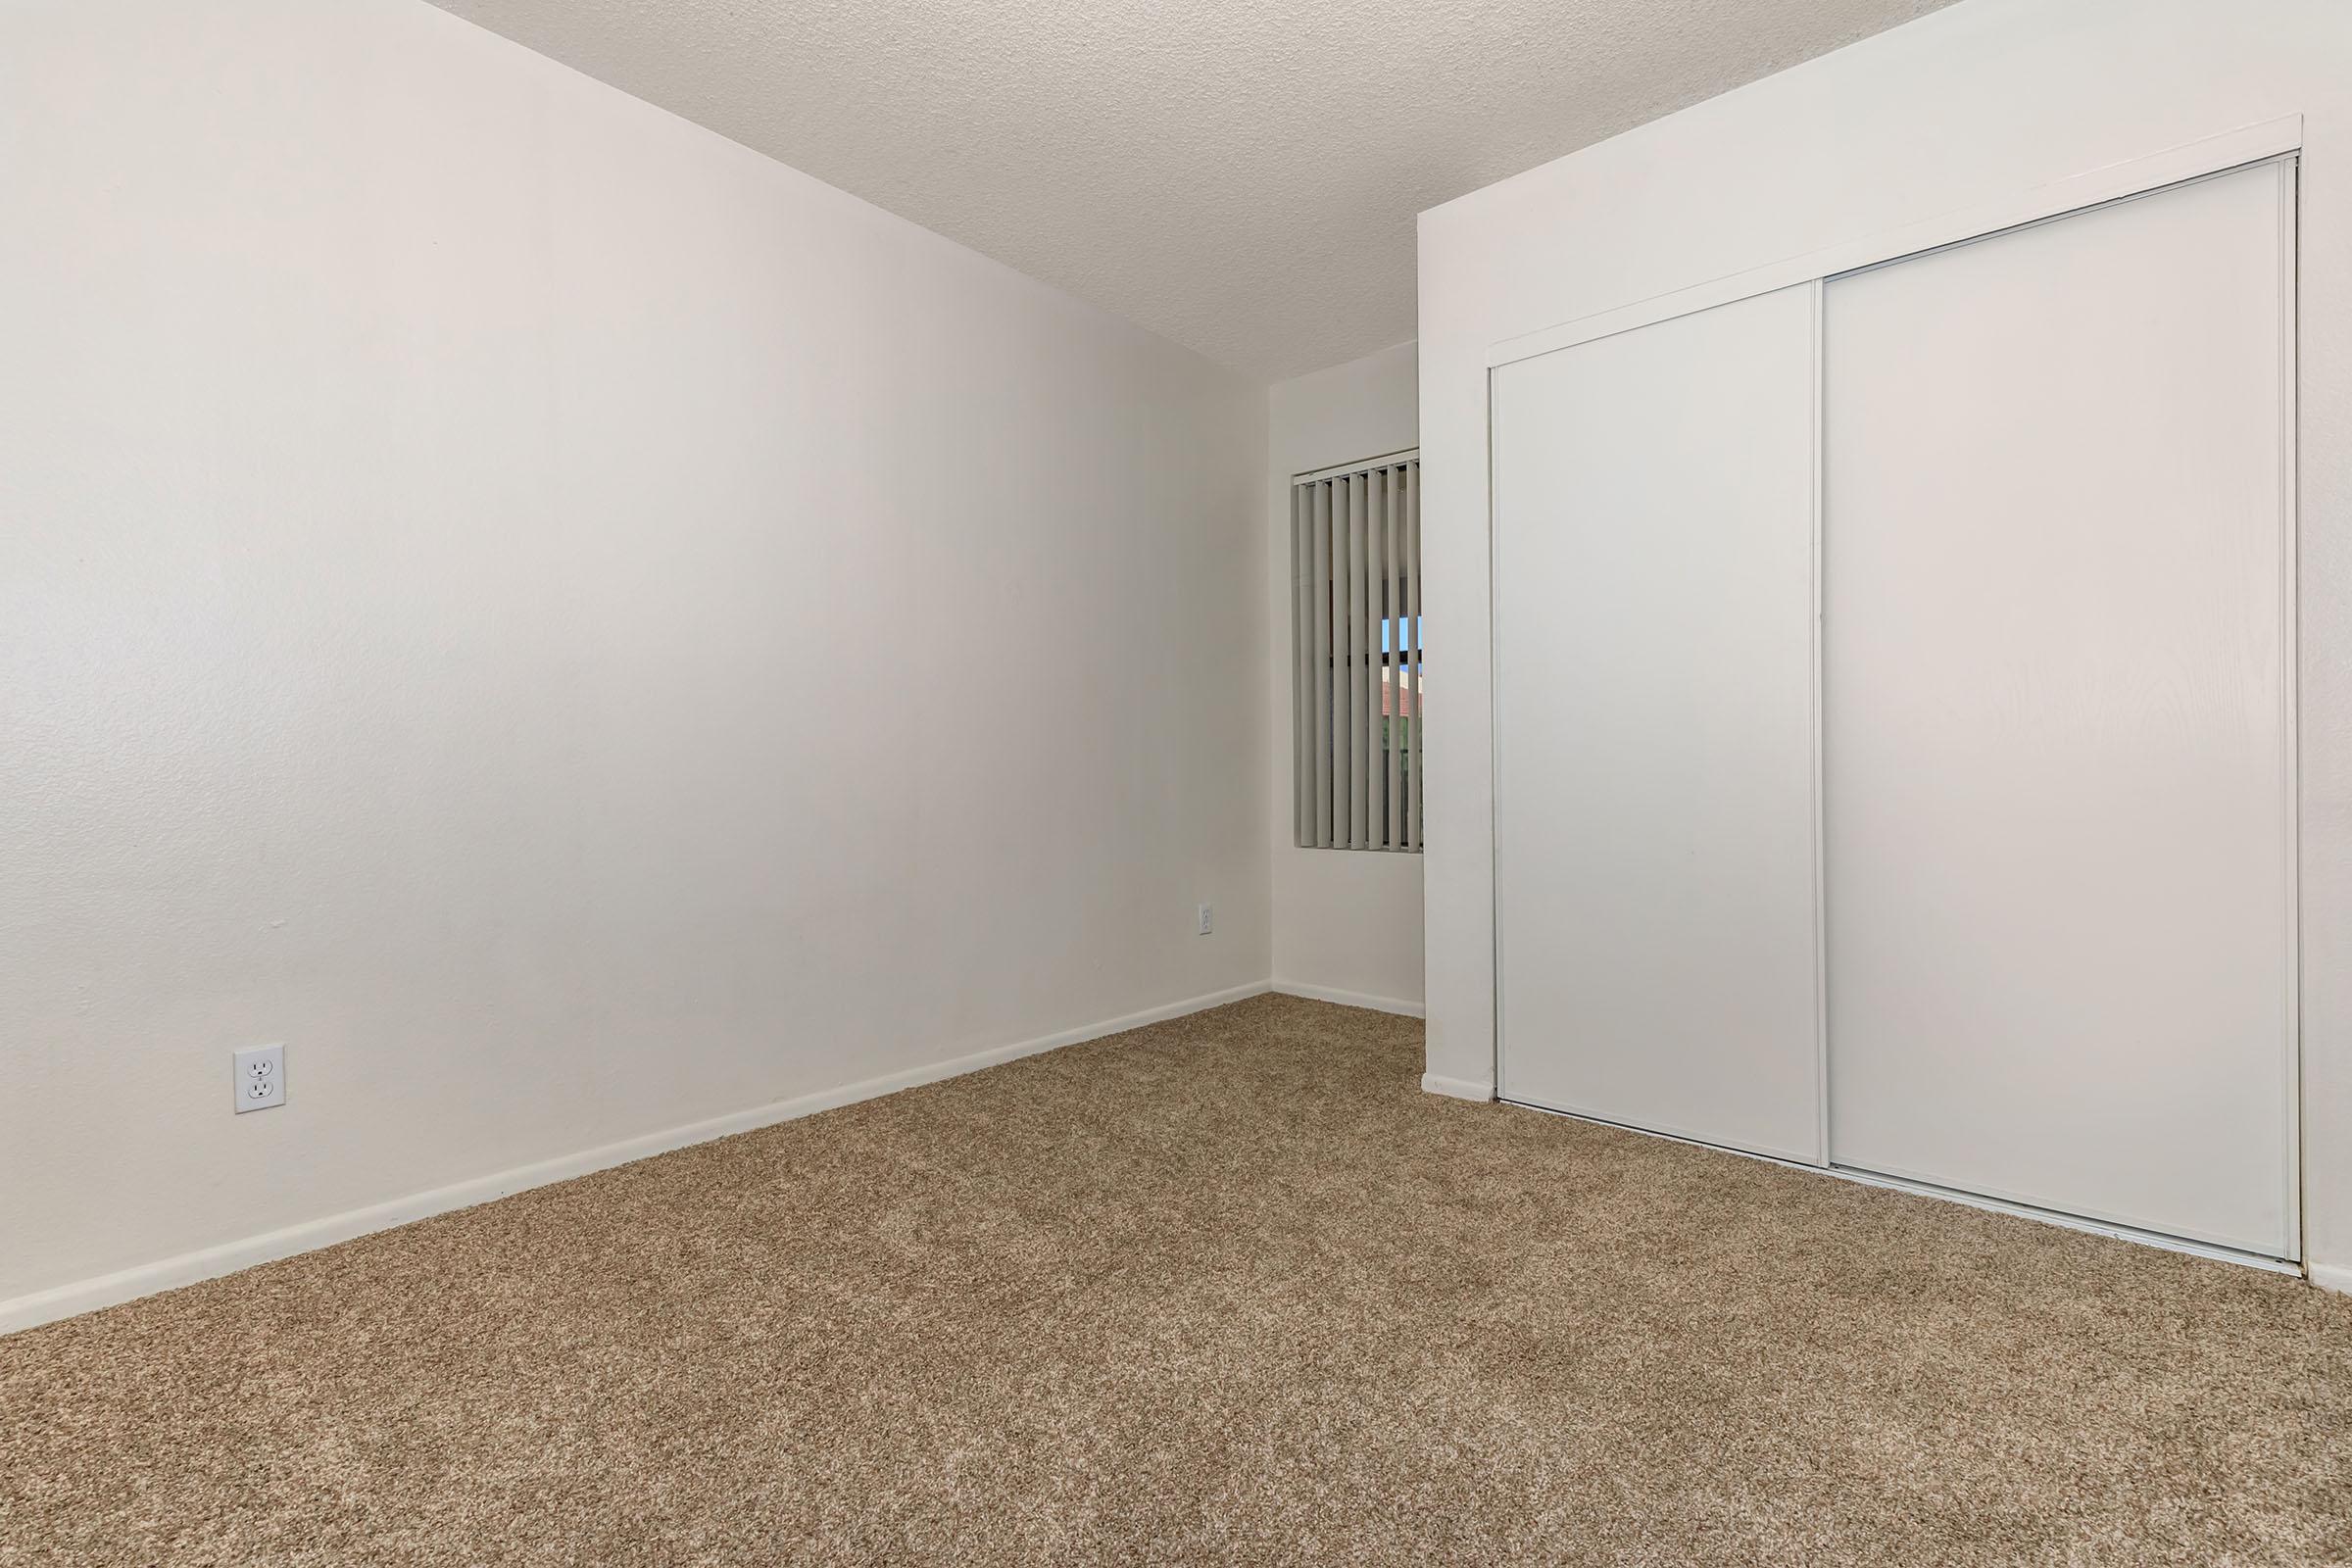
[1484,114,2303,1264]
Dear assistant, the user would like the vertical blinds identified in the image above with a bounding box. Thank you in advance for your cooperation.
[1292,453,1422,851]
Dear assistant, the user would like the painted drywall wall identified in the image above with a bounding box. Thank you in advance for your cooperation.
[1417,0,2352,1280]
[1265,343,1424,1015]
[0,0,1267,1318]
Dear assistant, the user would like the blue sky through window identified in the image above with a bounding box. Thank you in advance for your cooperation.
[1381,615,1423,664]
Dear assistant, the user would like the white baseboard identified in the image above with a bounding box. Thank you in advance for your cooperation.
[1271,979,1426,1018]
[0,979,1272,1338]
[2311,1262,2352,1297]
[1420,1072,1495,1102]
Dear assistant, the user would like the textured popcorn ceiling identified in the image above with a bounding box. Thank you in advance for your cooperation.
[426,0,1955,380]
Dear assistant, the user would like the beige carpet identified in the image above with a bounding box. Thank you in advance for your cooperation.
[4,995,2349,1566]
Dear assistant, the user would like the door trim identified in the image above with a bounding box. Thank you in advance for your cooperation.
[1485,114,2302,370]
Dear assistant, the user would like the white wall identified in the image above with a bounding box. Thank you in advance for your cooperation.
[1417,0,2352,1283]
[0,0,1267,1320]
[1265,342,1424,1015]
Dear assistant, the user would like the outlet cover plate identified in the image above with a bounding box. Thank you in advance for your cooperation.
[234,1044,285,1113]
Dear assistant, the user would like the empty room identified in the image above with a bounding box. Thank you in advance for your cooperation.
[6,0,2352,1561]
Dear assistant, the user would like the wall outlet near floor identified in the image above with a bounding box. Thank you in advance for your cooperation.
[233,1045,285,1113]
[1197,902,1214,936]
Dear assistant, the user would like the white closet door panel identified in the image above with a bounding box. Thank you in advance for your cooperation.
[1494,284,1822,1162]
[1824,163,2296,1257]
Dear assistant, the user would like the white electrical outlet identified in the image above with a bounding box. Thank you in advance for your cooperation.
[1197,902,1214,936]
[233,1044,285,1113]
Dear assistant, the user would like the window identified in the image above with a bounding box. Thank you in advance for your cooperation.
[1291,451,1422,851]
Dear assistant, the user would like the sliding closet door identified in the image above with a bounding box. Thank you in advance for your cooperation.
[1824,163,2297,1256]
[1494,285,1822,1162]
